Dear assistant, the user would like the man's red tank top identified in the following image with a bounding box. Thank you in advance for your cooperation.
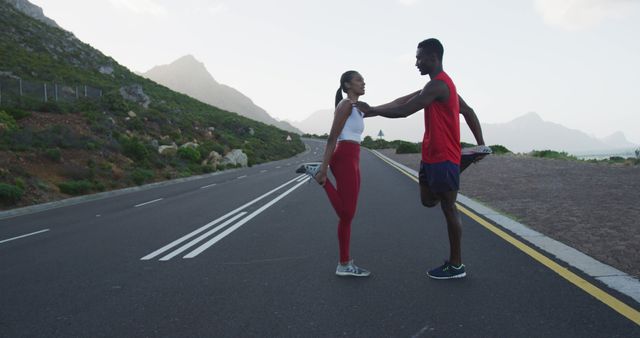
[422,71,460,165]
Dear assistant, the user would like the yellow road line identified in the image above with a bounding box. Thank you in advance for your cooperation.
[370,150,640,326]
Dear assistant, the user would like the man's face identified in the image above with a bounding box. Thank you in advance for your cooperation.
[415,48,435,75]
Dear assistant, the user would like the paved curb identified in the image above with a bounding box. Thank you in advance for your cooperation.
[370,149,640,305]
[0,143,313,221]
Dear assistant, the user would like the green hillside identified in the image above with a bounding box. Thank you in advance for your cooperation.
[0,3,304,208]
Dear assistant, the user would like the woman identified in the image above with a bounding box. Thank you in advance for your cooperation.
[303,70,371,277]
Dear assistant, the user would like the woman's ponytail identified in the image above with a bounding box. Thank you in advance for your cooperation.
[335,87,343,108]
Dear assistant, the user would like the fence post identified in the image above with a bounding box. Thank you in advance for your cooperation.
[0,83,2,106]
[55,83,58,101]
[44,83,48,102]
[75,86,78,99]
[19,78,23,96]
[84,85,87,97]
[99,90,102,97]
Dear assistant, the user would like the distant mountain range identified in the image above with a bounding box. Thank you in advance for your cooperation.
[141,55,301,134]
[467,112,636,153]
[291,110,637,153]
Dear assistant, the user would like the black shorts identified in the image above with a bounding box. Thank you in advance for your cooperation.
[418,161,460,193]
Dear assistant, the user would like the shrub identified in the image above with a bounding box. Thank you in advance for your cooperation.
[33,125,87,149]
[0,183,24,204]
[93,181,106,192]
[39,101,63,114]
[1,107,31,120]
[131,168,154,185]
[85,141,99,150]
[0,111,18,131]
[396,141,421,154]
[609,156,625,162]
[531,150,576,160]
[120,137,150,161]
[489,144,511,155]
[44,148,62,161]
[99,161,113,171]
[201,164,216,173]
[58,180,93,195]
[14,178,26,190]
[178,147,201,163]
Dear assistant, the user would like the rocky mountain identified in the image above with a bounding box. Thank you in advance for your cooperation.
[289,109,333,136]
[601,131,636,149]
[142,55,301,134]
[3,0,59,27]
[0,1,304,209]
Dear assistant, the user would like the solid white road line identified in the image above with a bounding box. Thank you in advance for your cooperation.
[159,212,248,261]
[183,177,311,259]
[296,175,307,182]
[134,198,163,208]
[260,170,268,173]
[0,229,50,244]
[276,166,281,169]
[200,183,217,189]
[140,175,305,260]
[237,175,247,179]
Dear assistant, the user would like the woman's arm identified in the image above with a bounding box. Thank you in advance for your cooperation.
[315,100,352,185]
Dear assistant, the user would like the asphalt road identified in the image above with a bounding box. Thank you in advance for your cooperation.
[1,139,638,337]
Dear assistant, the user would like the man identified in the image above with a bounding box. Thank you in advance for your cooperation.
[357,38,488,279]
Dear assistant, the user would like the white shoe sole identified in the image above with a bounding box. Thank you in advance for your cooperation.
[335,271,371,277]
[426,272,466,280]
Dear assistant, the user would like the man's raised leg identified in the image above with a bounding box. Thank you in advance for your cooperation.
[420,184,440,208]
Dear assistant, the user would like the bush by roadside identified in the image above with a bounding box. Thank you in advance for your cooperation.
[0,183,24,204]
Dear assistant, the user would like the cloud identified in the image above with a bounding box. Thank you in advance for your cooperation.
[535,0,638,30]
[397,0,420,6]
[110,0,168,18]
[207,3,228,16]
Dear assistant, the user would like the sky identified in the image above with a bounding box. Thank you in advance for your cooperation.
[30,0,640,143]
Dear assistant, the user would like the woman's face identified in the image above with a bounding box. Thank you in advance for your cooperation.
[346,73,365,96]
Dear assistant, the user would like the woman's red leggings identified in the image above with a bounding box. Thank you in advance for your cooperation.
[323,141,361,264]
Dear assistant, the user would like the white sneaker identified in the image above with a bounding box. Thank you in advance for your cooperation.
[461,145,492,155]
[296,162,322,178]
[335,260,371,277]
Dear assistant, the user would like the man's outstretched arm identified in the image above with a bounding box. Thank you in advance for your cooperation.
[458,95,485,145]
[359,80,447,119]
[373,90,421,110]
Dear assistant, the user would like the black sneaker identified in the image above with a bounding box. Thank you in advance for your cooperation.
[427,261,466,280]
